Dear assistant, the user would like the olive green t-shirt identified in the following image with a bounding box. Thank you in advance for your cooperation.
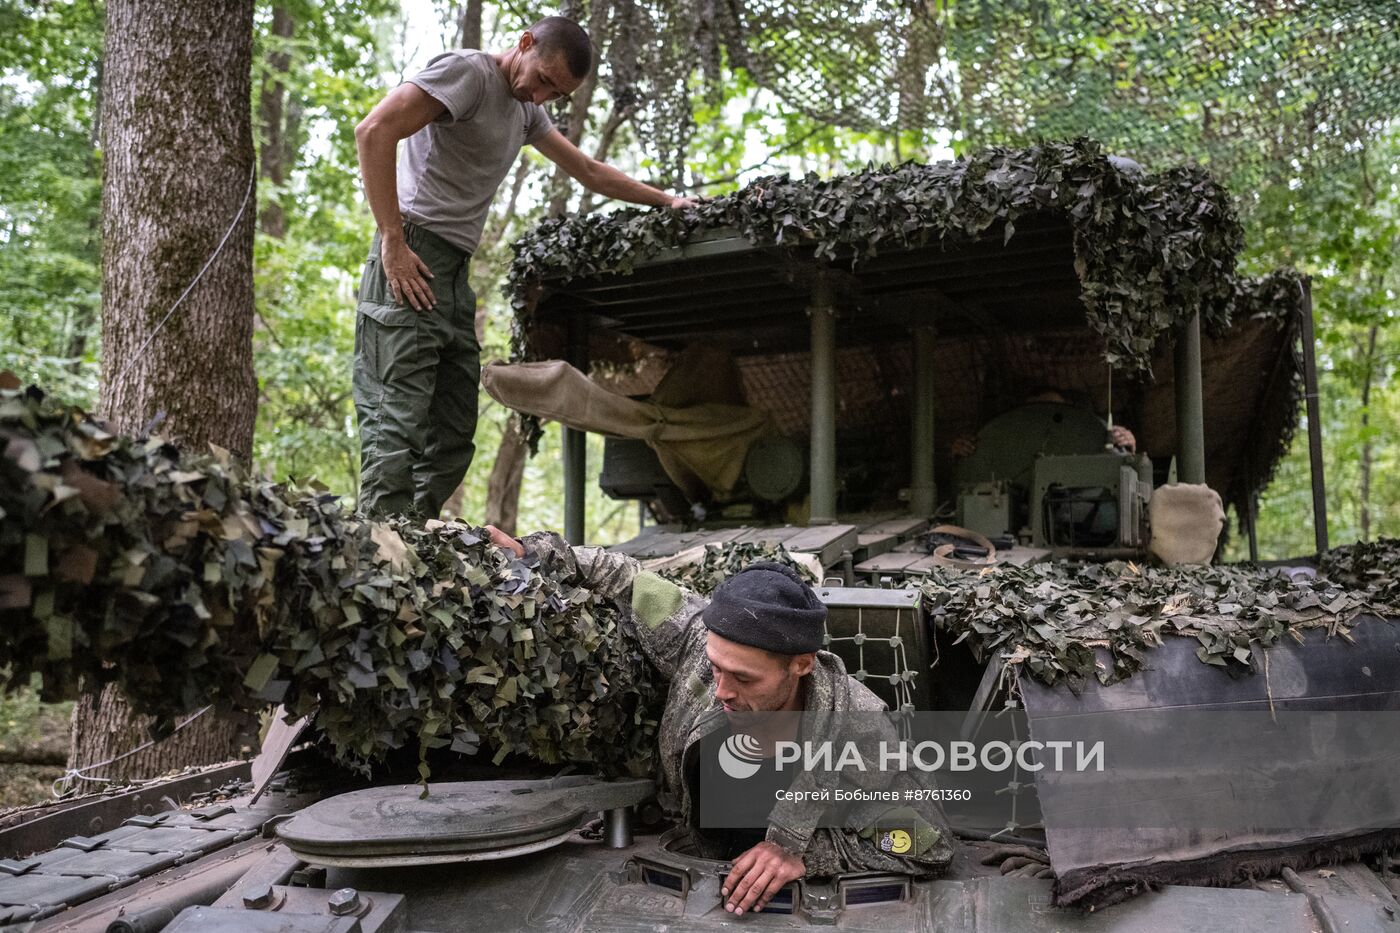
[400,50,553,254]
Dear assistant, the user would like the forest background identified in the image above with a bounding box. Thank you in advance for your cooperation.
[0,0,1396,797]
[4,0,1397,554]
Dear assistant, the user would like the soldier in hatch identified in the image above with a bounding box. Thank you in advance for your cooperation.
[487,526,954,915]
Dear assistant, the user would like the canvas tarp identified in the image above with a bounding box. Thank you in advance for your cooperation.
[1018,620,1400,909]
[481,358,771,500]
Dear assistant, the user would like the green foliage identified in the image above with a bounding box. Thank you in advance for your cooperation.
[1231,129,1400,555]
[0,387,662,777]
[248,0,402,497]
[0,675,72,758]
[0,0,103,406]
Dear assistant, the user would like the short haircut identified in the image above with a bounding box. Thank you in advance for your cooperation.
[528,16,592,79]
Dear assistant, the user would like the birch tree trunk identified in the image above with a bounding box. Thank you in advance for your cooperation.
[69,0,259,785]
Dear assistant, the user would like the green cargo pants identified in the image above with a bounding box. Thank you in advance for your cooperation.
[353,223,479,519]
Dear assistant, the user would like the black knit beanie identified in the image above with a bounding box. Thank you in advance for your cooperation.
[701,561,826,655]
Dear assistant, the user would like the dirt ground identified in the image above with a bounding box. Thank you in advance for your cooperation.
[0,683,72,811]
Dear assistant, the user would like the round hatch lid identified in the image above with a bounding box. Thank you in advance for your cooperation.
[276,776,653,867]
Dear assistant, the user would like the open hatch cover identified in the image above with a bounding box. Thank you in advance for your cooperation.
[276,776,653,868]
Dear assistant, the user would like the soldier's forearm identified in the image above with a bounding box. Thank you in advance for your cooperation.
[519,531,641,602]
[584,161,676,208]
[572,544,643,601]
[354,126,406,242]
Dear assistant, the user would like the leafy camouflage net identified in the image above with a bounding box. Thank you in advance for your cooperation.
[1319,538,1400,606]
[919,549,1400,691]
[655,541,816,596]
[0,387,662,778]
[0,390,832,778]
[510,139,1300,379]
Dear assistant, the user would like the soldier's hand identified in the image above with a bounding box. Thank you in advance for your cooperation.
[951,434,977,458]
[722,841,804,914]
[381,237,436,311]
[970,840,1055,879]
[485,524,524,559]
[669,195,699,209]
[1109,425,1136,453]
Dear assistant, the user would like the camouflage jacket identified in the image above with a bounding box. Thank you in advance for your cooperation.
[523,532,953,873]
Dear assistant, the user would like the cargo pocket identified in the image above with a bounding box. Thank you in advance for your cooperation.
[357,300,421,385]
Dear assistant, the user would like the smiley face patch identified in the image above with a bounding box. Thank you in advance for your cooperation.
[878,829,913,854]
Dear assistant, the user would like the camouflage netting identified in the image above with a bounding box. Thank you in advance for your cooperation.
[0,387,662,779]
[931,3,1400,187]
[509,139,1299,377]
[919,546,1400,693]
[656,541,815,596]
[1319,538,1400,605]
[539,1,1400,188]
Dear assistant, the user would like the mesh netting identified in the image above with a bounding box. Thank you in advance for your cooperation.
[506,1,1399,187]
[938,1,1400,185]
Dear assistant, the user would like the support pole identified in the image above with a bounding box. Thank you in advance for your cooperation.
[1243,487,1259,562]
[910,323,937,517]
[809,274,838,525]
[1298,278,1329,553]
[563,314,589,544]
[1173,313,1206,485]
[1240,450,1259,561]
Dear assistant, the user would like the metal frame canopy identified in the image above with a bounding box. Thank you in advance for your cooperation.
[509,147,1323,552]
[534,214,1087,355]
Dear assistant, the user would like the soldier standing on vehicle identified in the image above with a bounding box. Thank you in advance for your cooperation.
[487,526,955,915]
[353,17,692,518]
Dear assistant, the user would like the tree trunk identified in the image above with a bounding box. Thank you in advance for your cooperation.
[484,419,528,533]
[71,0,259,785]
[1359,324,1379,540]
[455,0,483,49]
[257,5,296,239]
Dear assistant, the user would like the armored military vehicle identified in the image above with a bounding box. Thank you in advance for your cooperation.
[3,141,1398,931]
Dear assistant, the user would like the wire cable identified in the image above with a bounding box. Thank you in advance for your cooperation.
[52,705,213,797]
[112,164,256,387]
